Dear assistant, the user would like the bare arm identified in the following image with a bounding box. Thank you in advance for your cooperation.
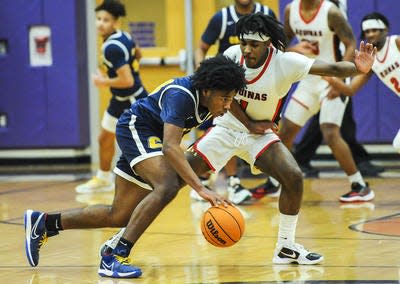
[162,123,229,205]
[194,40,211,69]
[309,41,377,77]
[283,5,295,46]
[92,64,134,88]
[328,5,356,62]
[324,72,373,96]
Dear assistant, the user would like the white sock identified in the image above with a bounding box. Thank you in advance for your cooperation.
[269,176,280,187]
[97,170,112,182]
[277,213,298,246]
[348,171,365,187]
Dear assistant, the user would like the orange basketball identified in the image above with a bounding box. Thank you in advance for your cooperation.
[200,204,245,247]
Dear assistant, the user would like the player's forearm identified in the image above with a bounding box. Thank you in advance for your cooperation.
[104,76,134,88]
[229,100,252,130]
[163,144,203,192]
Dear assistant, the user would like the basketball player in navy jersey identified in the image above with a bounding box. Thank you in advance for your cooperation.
[277,0,375,202]
[75,0,148,194]
[322,12,400,178]
[24,55,246,278]
[98,13,376,268]
[193,0,278,205]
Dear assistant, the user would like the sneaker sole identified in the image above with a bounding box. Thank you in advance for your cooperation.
[273,255,324,265]
[339,190,375,203]
[98,268,142,278]
[24,210,36,267]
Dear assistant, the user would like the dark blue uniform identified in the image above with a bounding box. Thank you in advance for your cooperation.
[114,76,211,189]
[201,3,276,54]
[102,30,148,119]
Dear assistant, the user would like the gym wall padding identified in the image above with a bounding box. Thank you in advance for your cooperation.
[0,0,89,148]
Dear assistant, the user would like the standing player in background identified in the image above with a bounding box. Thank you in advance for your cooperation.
[277,0,375,202]
[291,0,384,178]
[76,0,148,194]
[323,12,400,156]
[193,0,278,205]
[24,55,247,278]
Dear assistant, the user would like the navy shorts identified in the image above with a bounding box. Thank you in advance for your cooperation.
[107,87,148,119]
[113,109,163,190]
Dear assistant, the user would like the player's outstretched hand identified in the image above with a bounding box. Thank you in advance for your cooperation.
[355,41,377,74]
[197,186,231,207]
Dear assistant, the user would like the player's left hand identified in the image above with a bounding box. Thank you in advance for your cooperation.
[354,41,377,74]
[248,120,278,134]
[92,69,107,87]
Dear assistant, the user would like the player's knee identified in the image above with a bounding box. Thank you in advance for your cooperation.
[321,125,339,145]
[153,182,181,205]
[277,165,303,193]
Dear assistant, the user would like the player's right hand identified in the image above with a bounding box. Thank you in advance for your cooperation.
[197,187,231,207]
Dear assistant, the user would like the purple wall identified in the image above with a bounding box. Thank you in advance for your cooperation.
[0,0,89,148]
[279,0,400,143]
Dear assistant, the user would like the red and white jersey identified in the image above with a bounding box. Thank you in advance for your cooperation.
[214,45,314,132]
[289,0,337,62]
[372,35,400,97]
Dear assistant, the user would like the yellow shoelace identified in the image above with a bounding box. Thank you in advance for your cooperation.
[115,255,131,265]
[38,231,48,250]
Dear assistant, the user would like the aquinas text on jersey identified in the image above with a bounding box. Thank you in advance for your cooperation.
[379,61,400,79]
[238,89,268,101]
[295,28,323,37]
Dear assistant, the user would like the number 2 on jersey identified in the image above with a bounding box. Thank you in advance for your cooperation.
[390,76,400,93]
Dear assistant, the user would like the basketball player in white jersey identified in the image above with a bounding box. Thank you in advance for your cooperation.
[322,12,400,156]
[280,0,375,202]
[189,13,375,264]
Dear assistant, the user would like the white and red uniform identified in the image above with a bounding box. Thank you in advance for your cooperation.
[372,35,400,152]
[284,0,348,126]
[192,45,314,174]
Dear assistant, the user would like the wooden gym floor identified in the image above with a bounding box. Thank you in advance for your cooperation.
[1,174,400,283]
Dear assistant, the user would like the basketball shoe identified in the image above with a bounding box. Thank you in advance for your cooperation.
[227,176,252,205]
[98,254,142,278]
[250,178,281,199]
[75,176,114,194]
[24,210,49,266]
[273,243,324,265]
[339,182,375,203]
[99,228,126,257]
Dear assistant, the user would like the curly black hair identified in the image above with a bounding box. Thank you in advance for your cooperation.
[192,54,246,93]
[95,0,126,19]
[235,12,287,51]
[360,12,389,39]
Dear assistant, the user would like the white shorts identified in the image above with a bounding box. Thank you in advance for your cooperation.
[393,129,400,153]
[284,76,348,127]
[192,125,280,175]
[101,110,119,133]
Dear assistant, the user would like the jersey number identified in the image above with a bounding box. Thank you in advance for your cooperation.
[239,100,248,111]
[390,76,400,93]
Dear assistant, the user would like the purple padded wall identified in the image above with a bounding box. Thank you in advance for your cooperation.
[0,0,89,148]
[279,0,400,143]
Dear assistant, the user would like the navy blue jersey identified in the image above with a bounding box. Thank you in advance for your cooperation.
[123,76,211,137]
[201,3,276,54]
[102,30,145,97]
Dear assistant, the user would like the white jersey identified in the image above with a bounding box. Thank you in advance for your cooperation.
[289,0,337,62]
[215,45,314,132]
[372,35,400,97]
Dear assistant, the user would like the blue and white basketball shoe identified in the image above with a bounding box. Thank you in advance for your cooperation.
[24,210,48,267]
[98,254,142,278]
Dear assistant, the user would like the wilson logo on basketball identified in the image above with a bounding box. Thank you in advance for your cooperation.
[206,220,226,244]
